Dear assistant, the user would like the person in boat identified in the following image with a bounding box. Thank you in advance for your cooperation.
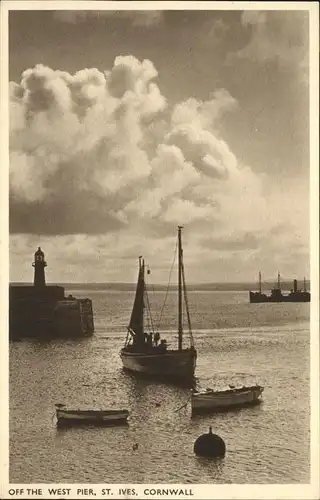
[154,331,160,346]
[158,339,167,352]
[144,332,153,348]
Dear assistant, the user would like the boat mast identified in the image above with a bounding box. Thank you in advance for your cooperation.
[259,271,262,293]
[178,226,183,350]
[181,248,195,349]
[304,276,306,292]
[277,272,281,290]
[141,257,145,336]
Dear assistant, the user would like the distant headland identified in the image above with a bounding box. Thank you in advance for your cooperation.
[9,280,310,293]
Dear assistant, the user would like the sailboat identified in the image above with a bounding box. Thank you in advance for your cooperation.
[120,226,197,383]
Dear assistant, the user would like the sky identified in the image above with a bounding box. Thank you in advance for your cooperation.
[7,4,312,284]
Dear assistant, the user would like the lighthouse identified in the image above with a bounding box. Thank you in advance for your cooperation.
[32,247,47,287]
[10,247,94,339]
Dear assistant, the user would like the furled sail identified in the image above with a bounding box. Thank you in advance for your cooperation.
[128,257,145,343]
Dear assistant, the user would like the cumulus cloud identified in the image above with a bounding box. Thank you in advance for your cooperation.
[9,56,245,234]
[9,55,308,282]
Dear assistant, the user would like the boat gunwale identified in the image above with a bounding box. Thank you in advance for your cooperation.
[191,391,263,400]
[56,409,129,416]
[192,386,264,397]
[120,347,196,358]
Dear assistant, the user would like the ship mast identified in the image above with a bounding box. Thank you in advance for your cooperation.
[277,272,281,290]
[141,257,145,337]
[259,271,262,293]
[304,276,306,292]
[178,226,183,350]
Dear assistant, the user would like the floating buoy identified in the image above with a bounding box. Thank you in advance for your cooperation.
[132,443,139,451]
[194,426,226,458]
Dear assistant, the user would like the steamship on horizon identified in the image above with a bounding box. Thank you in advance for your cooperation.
[249,272,310,303]
[120,226,197,384]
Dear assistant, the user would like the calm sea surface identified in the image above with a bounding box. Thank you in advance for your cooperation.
[10,289,310,484]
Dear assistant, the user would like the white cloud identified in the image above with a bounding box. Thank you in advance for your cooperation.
[171,90,237,131]
[9,55,309,282]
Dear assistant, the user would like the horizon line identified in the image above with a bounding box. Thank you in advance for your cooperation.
[9,278,310,286]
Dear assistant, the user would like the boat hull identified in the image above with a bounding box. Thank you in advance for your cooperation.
[191,386,264,413]
[56,409,129,426]
[249,291,310,303]
[120,348,197,383]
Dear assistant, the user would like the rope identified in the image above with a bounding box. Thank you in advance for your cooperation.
[174,395,191,412]
[124,329,130,347]
[181,259,194,348]
[144,286,155,334]
[156,240,178,330]
[147,265,156,296]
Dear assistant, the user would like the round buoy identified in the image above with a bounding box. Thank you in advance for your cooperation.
[194,426,226,458]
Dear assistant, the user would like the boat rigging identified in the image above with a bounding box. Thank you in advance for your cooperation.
[120,226,197,384]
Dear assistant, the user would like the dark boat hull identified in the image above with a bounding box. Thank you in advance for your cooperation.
[249,291,310,303]
[191,398,262,415]
[56,409,129,427]
[120,348,197,382]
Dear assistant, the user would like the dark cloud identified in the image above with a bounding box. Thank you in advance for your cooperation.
[201,232,260,251]
[227,10,309,80]
[10,194,125,235]
[53,10,164,28]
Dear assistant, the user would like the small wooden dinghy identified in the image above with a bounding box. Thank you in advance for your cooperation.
[55,404,129,426]
[191,385,264,414]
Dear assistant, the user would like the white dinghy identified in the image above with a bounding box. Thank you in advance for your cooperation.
[191,385,264,414]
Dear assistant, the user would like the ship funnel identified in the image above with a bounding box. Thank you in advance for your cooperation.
[293,279,298,293]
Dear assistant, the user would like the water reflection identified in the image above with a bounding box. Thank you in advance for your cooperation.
[194,456,226,479]
[10,290,310,483]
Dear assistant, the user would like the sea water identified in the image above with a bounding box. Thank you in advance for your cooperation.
[9,289,310,483]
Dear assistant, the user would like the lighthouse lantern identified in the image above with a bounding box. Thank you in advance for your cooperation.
[32,247,47,287]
